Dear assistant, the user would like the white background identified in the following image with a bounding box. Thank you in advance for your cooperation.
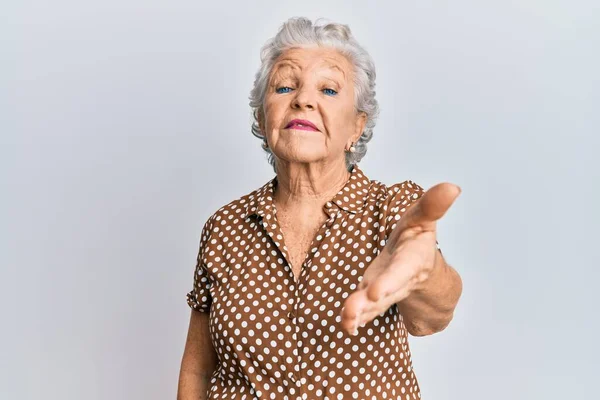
[2,1,599,399]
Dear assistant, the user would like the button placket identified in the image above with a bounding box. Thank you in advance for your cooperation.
[266,197,347,396]
[289,219,331,392]
[259,210,304,393]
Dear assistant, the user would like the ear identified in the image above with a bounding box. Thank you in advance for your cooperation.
[353,111,367,142]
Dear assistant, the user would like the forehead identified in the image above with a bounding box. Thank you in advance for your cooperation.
[271,47,351,79]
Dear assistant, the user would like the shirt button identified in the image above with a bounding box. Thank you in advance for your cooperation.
[287,311,294,319]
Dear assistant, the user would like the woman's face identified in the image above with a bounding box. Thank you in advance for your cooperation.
[260,47,367,168]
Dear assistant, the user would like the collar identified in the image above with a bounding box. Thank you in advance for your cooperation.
[241,164,372,219]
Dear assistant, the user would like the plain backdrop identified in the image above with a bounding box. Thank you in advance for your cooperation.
[2,1,599,399]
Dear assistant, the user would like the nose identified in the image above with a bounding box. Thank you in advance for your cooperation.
[291,87,315,111]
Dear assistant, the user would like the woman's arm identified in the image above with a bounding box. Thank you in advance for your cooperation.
[397,248,463,336]
[177,310,218,400]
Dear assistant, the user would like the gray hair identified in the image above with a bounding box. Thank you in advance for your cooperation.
[249,17,380,173]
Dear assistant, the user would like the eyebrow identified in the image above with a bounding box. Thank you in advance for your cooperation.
[272,60,300,74]
[320,60,346,80]
[272,59,346,81]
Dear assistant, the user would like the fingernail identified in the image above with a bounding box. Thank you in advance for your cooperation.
[349,321,358,335]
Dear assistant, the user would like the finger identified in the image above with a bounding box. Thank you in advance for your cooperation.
[340,289,371,333]
[343,283,413,334]
[355,288,411,328]
[355,305,397,329]
[342,292,393,334]
[396,183,461,233]
[355,252,390,294]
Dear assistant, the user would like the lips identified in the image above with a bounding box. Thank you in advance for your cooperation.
[285,119,319,131]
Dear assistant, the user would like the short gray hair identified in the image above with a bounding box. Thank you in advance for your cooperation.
[249,17,380,173]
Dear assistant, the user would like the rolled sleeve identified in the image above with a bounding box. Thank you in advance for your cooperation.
[186,216,214,312]
[186,262,212,312]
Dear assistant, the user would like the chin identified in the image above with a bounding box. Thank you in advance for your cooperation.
[274,151,325,165]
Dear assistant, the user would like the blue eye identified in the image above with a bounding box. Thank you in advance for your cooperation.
[276,87,292,94]
[323,88,337,96]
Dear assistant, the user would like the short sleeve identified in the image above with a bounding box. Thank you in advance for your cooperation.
[186,216,214,313]
[384,180,442,254]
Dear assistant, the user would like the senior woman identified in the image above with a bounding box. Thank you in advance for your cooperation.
[178,17,463,400]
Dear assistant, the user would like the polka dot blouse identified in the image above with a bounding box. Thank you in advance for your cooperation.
[186,165,440,399]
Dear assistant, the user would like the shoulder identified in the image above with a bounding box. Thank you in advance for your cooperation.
[196,182,266,252]
[385,180,426,204]
[370,178,426,207]
[201,180,269,231]
[372,179,425,235]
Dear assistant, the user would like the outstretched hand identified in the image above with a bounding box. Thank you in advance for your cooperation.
[340,182,462,335]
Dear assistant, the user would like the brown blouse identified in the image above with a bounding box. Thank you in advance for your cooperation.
[187,164,440,400]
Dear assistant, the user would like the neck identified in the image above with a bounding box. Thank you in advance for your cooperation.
[273,162,352,210]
